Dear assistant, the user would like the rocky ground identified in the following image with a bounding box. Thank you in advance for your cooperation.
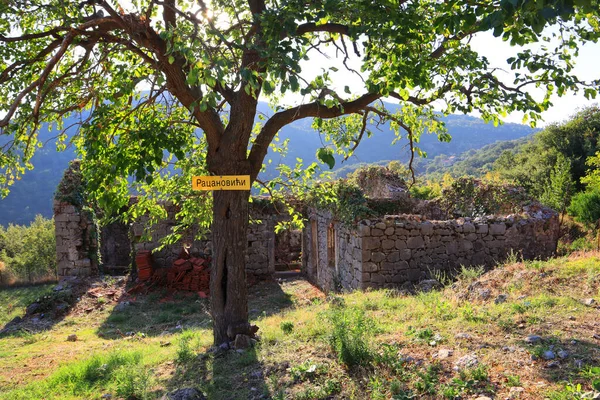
[0,252,599,399]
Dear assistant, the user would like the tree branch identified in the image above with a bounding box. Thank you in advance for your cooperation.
[296,22,350,36]
[248,92,381,180]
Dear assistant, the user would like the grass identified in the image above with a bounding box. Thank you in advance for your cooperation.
[0,284,55,325]
[0,252,599,399]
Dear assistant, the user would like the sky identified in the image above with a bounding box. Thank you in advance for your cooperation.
[113,0,600,128]
[290,30,600,127]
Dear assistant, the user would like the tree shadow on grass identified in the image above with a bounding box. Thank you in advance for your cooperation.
[529,336,600,388]
[164,346,271,400]
[0,277,93,338]
[96,277,295,340]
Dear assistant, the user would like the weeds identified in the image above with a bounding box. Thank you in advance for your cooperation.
[505,374,522,387]
[177,329,201,364]
[114,364,155,400]
[413,363,441,394]
[289,360,326,382]
[375,343,405,375]
[326,305,373,368]
[456,265,485,283]
[280,321,294,334]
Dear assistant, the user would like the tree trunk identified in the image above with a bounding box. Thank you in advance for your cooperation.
[210,188,250,344]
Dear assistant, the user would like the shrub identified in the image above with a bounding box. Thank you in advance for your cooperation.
[440,177,530,218]
[326,306,373,368]
[568,189,600,227]
[280,321,294,334]
[0,215,56,283]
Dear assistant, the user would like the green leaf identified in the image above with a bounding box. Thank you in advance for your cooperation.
[316,147,335,169]
[168,56,175,64]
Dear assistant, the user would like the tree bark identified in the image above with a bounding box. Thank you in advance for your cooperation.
[210,188,250,344]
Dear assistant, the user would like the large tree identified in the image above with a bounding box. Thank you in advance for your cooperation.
[1,0,598,343]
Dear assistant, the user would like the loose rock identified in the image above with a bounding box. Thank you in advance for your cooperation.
[234,334,252,350]
[453,354,479,370]
[509,387,525,399]
[418,279,441,293]
[557,350,569,359]
[26,303,41,315]
[495,294,508,304]
[525,335,542,344]
[218,342,229,351]
[161,388,206,400]
[67,334,77,342]
[437,349,453,359]
[455,333,471,340]
[478,288,491,300]
[583,298,596,306]
[542,350,556,360]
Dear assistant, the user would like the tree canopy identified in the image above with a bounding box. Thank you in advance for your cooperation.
[1,0,599,343]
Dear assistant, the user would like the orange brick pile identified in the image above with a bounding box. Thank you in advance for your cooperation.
[166,256,211,294]
[130,250,211,296]
[136,250,153,281]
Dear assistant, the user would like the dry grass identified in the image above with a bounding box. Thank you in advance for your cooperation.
[0,252,599,399]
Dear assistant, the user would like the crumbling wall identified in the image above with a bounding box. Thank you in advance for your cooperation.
[54,161,100,277]
[303,209,362,292]
[54,163,289,279]
[129,201,286,278]
[304,207,560,292]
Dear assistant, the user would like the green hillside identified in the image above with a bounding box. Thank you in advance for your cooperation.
[0,105,535,226]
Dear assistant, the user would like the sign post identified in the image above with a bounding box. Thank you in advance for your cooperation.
[192,175,251,191]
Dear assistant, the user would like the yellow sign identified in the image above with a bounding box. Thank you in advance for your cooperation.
[192,175,251,191]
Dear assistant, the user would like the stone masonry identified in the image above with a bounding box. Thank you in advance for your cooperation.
[55,194,296,279]
[303,209,560,292]
[54,201,99,277]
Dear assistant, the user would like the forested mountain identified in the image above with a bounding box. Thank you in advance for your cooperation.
[423,137,530,178]
[0,103,535,226]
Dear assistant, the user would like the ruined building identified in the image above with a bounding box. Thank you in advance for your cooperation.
[54,162,560,292]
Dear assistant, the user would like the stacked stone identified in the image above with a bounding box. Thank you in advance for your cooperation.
[245,212,275,278]
[54,200,98,277]
[336,225,363,290]
[358,213,559,290]
[129,202,283,279]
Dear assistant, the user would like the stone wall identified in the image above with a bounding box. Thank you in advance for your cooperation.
[53,161,289,278]
[54,201,99,277]
[303,209,362,292]
[303,209,560,292]
[129,202,287,278]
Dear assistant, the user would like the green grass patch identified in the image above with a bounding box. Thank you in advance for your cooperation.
[0,284,54,325]
[3,349,159,399]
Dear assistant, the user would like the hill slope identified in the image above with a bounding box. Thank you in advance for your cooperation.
[1,252,599,399]
[0,104,534,226]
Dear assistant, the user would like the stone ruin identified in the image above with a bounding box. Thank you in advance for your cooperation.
[53,162,301,281]
[302,207,559,292]
[54,162,561,293]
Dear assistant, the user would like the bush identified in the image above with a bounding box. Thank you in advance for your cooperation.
[326,305,373,368]
[280,321,294,334]
[0,215,56,283]
[568,189,600,227]
[440,177,530,218]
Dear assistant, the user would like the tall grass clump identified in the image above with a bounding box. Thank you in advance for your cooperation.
[50,350,144,394]
[456,265,485,283]
[326,305,373,368]
[4,350,150,399]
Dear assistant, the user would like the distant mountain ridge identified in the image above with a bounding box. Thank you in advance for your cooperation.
[0,102,535,226]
